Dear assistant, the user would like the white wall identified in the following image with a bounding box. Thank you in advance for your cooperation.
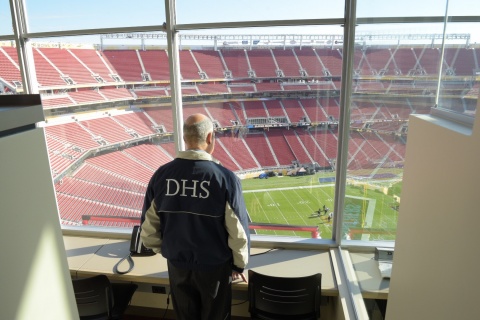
[0,127,79,319]
[386,110,480,319]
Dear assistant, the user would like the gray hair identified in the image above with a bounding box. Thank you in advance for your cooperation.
[183,116,213,144]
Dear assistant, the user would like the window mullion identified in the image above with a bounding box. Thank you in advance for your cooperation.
[333,0,357,245]
[165,0,184,153]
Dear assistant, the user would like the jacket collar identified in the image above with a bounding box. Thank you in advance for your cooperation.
[177,149,213,161]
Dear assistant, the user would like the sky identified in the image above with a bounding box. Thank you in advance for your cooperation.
[1,0,479,44]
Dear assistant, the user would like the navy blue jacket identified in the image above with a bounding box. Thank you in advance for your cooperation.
[140,150,250,272]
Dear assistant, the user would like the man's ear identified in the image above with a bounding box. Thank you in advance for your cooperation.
[206,131,214,145]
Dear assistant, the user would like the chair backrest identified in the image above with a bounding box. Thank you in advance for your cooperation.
[248,270,322,320]
[72,275,114,319]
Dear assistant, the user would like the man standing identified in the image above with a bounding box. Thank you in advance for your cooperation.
[141,113,250,320]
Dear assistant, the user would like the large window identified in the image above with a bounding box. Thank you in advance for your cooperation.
[176,0,344,24]
[24,0,166,32]
[435,0,480,121]
[0,0,12,35]
[3,0,479,246]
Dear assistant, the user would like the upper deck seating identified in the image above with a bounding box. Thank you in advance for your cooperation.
[144,106,175,132]
[180,50,202,80]
[100,88,133,101]
[392,48,417,75]
[282,99,309,124]
[0,47,21,88]
[217,134,259,170]
[272,49,302,77]
[246,50,277,78]
[265,129,296,166]
[197,83,229,95]
[86,151,154,184]
[244,132,278,167]
[157,142,176,159]
[311,129,338,160]
[134,88,168,98]
[183,104,209,120]
[211,140,241,172]
[45,122,99,150]
[221,50,250,78]
[123,144,173,170]
[244,101,268,119]
[309,81,335,91]
[41,95,73,109]
[113,112,157,136]
[415,47,440,75]
[33,48,66,87]
[264,100,287,118]
[229,101,247,125]
[301,99,329,123]
[228,83,255,93]
[296,130,330,167]
[282,84,309,91]
[347,133,370,170]
[255,82,282,92]
[69,90,106,105]
[203,102,237,127]
[282,130,313,164]
[444,48,475,76]
[56,177,144,210]
[103,50,143,82]
[315,49,343,77]
[38,48,94,85]
[69,48,114,82]
[354,50,373,76]
[320,97,340,120]
[191,50,226,79]
[80,117,133,144]
[365,48,395,76]
[56,193,141,226]
[138,50,170,81]
[45,134,79,174]
[294,48,324,77]
[73,163,147,193]
[355,81,386,93]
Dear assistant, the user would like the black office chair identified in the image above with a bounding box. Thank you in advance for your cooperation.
[248,270,322,320]
[72,274,138,320]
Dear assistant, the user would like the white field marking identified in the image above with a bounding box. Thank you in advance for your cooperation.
[250,192,272,223]
[264,191,289,225]
[243,183,335,193]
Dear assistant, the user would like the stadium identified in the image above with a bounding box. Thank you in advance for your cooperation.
[3,1,480,318]
[1,32,478,240]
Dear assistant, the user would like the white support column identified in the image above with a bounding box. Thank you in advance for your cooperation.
[165,0,184,154]
[9,0,39,94]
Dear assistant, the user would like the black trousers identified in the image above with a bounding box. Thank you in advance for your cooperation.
[167,261,232,320]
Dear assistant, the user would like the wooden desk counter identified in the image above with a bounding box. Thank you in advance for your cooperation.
[349,251,390,300]
[64,236,338,296]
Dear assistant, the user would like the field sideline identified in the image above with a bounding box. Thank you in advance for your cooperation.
[241,172,400,240]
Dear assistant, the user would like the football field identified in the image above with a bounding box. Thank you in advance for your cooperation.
[241,172,400,240]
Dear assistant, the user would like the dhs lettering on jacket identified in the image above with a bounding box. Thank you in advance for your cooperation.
[165,179,210,198]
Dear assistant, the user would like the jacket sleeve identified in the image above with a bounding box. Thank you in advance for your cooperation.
[224,201,250,273]
[140,199,162,253]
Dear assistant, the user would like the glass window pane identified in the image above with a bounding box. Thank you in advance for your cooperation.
[436,0,480,120]
[0,43,22,94]
[179,26,343,240]
[344,22,446,242]
[30,35,171,229]
[357,0,447,18]
[0,0,12,35]
[24,0,165,33]
[176,0,344,24]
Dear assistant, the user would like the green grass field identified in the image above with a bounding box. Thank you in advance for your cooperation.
[241,171,401,240]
